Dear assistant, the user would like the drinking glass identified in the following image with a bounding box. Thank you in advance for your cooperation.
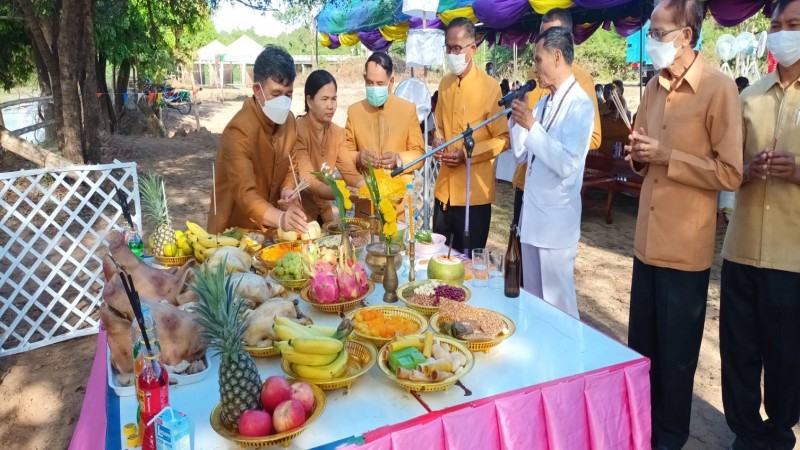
[472,248,488,288]
[488,250,504,290]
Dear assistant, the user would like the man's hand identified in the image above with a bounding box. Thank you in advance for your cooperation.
[380,151,400,169]
[767,150,798,180]
[358,150,380,170]
[510,99,534,131]
[277,188,300,210]
[442,149,465,167]
[624,127,671,165]
[744,150,769,181]
[282,205,308,234]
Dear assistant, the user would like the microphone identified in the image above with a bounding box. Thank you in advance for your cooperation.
[498,80,537,107]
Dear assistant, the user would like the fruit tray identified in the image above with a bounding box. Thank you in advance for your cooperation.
[298,281,375,314]
[396,279,472,317]
[281,340,376,391]
[106,347,211,397]
[256,241,304,269]
[428,311,516,354]
[378,334,474,393]
[346,305,429,348]
[210,381,326,448]
[149,247,193,267]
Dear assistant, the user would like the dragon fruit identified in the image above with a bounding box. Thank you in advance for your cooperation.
[314,261,336,276]
[310,272,340,303]
[349,260,370,297]
[336,247,361,300]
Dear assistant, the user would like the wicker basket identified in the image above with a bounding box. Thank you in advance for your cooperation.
[150,248,193,267]
[256,241,304,269]
[346,306,429,348]
[270,273,309,292]
[243,345,280,358]
[323,218,371,238]
[299,281,375,314]
[428,311,516,354]
[281,340,376,391]
[396,280,472,317]
[209,381,326,448]
[377,334,474,392]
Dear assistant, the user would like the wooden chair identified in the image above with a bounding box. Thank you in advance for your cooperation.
[581,150,616,224]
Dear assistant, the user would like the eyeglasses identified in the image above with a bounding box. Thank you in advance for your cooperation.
[444,42,475,54]
[645,28,683,41]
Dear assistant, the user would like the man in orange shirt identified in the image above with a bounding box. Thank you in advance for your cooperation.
[208,45,307,235]
[433,18,509,252]
[624,1,743,448]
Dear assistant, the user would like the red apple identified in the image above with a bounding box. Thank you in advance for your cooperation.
[290,382,315,416]
[238,410,272,437]
[261,376,292,413]
[272,400,306,433]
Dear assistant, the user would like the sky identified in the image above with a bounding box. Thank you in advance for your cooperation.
[212,2,301,37]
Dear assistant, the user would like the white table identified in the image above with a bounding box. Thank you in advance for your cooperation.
[110,273,643,449]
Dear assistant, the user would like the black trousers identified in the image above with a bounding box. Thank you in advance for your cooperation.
[720,259,800,450]
[628,257,711,450]
[433,200,491,254]
[512,188,524,227]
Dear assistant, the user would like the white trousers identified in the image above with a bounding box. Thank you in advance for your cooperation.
[521,243,579,319]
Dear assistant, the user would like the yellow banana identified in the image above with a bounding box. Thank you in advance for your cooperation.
[201,247,217,258]
[273,324,310,341]
[199,236,220,248]
[289,337,343,355]
[193,247,205,263]
[274,317,324,338]
[278,344,340,366]
[292,350,348,380]
[187,233,199,244]
[185,221,210,240]
[306,325,337,338]
[214,235,240,247]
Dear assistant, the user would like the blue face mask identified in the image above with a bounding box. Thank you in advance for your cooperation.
[366,86,389,107]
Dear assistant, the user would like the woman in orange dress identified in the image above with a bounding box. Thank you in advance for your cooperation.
[295,70,364,223]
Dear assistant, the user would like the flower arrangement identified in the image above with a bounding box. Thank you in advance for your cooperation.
[357,168,406,203]
[312,163,349,227]
[362,164,399,255]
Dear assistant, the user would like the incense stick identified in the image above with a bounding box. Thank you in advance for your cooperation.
[288,152,300,188]
[212,163,217,215]
[446,232,455,259]
[610,89,632,131]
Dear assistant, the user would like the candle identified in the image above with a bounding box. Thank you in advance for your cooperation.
[370,199,375,216]
[407,198,414,237]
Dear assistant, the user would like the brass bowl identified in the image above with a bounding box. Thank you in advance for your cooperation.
[397,279,472,317]
[209,381,326,448]
[364,243,402,283]
[377,334,475,392]
[298,281,375,314]
[256,241,304,269]
[281,340,376,391]
[429,311,516,354]
[323,218,371,238]
[346,306,429,348]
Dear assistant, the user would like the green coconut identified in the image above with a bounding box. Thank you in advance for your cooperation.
[427,255,465,285]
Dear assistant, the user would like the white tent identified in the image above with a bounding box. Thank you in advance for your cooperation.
[223,35,264,64]
[197,40,226,62]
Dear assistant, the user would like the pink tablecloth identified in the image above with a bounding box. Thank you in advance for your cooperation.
[69,329,108,450]
[340,359,651,450]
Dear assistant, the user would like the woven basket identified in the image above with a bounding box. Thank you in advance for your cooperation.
[428,311,516,354]
[377,334,474,392]
[256,241,304,269]
[281,340,376,391]
[243,345,280,358]
[323,218,371,238]
[150,248,192,267]
[209,381,326,447]
[270,274,309,292]
[397,280,472,317]
[299,281,374,314]
[346,306,429,348]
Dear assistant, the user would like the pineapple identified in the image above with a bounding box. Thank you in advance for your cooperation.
[139,173,177,256]
[191,261,262,429]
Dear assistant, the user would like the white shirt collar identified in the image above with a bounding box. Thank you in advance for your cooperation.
[548,74,577,105]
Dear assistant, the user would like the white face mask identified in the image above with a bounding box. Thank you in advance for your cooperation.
[258,90,292,125]
[767,31,800,68]
[646,35,680,71]
[445,53,469,76]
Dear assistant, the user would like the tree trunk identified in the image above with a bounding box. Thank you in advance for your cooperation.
[96,53,114,133]
[30,37,56,143]
[114,58,131,119]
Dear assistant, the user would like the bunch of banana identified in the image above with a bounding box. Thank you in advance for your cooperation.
[185,221,242,263]
[273,316,354,380]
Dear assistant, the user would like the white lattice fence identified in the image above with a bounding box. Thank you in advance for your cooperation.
[412,157,440,231]
[0,162,141,357]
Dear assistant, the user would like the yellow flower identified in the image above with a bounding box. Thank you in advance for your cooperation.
[359,169,406,202]
[379,198,396,222]
[382,221,397,238]
[335,180,352,210]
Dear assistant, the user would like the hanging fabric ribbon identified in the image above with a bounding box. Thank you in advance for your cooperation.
[572,0,631,8]
[380,22,410,41]
[319,33,332,48]
[708,0,771,27]
[528,0,574,14]
[438,5,478,24]
[328,34,342,50]
[359,30,393,51]
[123,93,129,105]
[573,22,602,44]
[473,0,531,29]
[339,32,361,47]
[437,0,474,12]
[409,15,444,29]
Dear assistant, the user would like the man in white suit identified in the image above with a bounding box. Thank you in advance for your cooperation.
[509,26,594,318]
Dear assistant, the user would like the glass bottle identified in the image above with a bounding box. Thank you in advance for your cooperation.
[504,225,521,298]
[132,306,168,450]
[127,227,144,258]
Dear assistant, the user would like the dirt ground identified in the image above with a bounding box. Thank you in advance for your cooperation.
[1,81,798,449]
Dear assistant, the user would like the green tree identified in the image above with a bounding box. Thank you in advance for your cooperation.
[0,3,33,91]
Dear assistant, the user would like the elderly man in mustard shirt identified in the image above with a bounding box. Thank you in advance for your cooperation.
[341,51,424,215]
[433,17,510,253]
